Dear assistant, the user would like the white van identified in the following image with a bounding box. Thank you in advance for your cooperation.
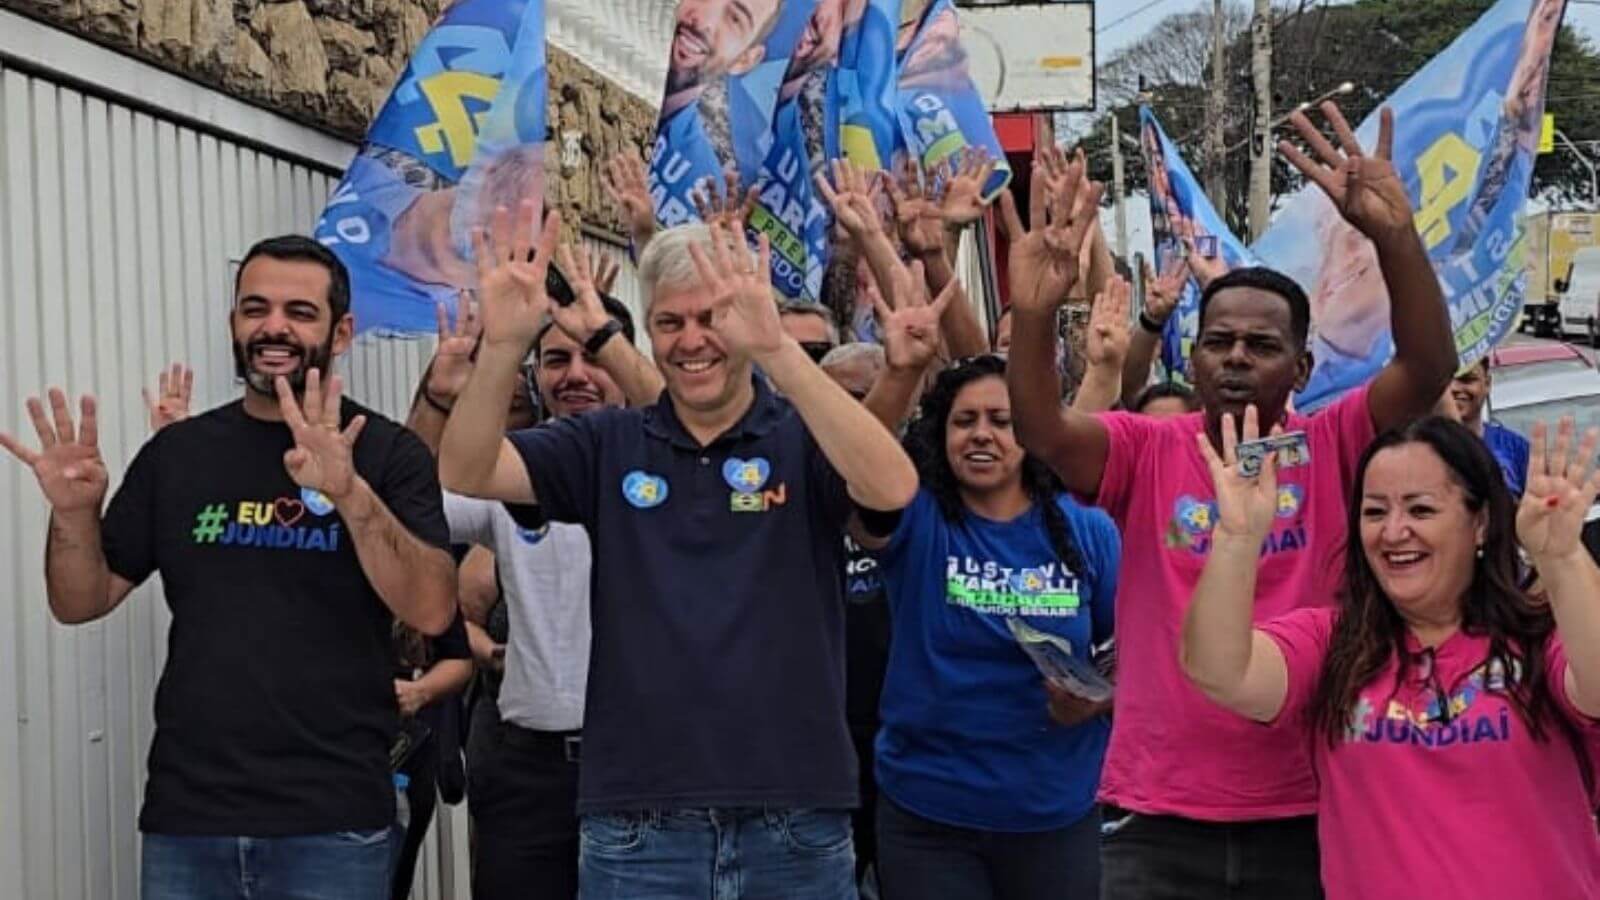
[1554,245,1600,348]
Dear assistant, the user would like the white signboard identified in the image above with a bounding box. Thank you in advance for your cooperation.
[959,1,1096,112]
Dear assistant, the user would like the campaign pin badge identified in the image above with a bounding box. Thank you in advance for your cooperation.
[621,471,669,509]
[301,487,336,516]
[722,457,771,493]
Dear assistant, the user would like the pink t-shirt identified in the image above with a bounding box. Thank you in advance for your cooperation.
[1264,607,1600,900]
[1093,388,1374,820]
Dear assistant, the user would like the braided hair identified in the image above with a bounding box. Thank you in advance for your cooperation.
[902,355,1086,578]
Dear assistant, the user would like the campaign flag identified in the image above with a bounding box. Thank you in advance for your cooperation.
[314,0,547,335]
[1256,0,1563,409]
[1138,108,1257,383]
[895,0,1011,199]
[832,0,903,170]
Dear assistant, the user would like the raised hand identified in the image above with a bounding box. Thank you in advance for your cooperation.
[875,261,959,373]
[885,157,946,258]
[939,146,996,228]
[816,158,885,241]
[1518,418,1600,563]
[143,362,194,433]
[1195,406,1281,541]
[426,293,481,405]
[689,220,786,361]
[554,242,620,343]
[1281,104,1412,245]
[1,389,109,513]
[692,169,761,231]
[275,369,367,501]
[471,200,561,349]
[1086,275,1132,369]
[997,154,1104,313]
[589,252,621,296]
[1142,258,1188,328]
[602,151,657,242]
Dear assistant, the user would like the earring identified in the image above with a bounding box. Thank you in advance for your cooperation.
[1475,545,1484,560]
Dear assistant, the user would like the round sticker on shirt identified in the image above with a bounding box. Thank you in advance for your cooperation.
[621,471,670,509]
[301,487,336,517]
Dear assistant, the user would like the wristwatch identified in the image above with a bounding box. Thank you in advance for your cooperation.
[1138,311,1168,334]
[583,318,624,356]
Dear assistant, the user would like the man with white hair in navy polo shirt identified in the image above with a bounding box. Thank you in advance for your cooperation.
[440,203,918,899]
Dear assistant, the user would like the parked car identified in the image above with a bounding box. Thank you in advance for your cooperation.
[1485,342,1600,548]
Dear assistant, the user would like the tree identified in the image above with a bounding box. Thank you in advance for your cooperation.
[1081,0,1600,235]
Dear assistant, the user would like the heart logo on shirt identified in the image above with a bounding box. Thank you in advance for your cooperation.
[621,471,670,509]
[274,498,306,526]
[722,457,771,492]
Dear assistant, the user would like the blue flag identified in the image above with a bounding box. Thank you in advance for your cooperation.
[1143,0,1563,409]
[895,0,1011,199]
[1139,108,1257,383]
[314,0,547,335]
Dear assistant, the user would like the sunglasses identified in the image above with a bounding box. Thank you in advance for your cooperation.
[800,341,836,364]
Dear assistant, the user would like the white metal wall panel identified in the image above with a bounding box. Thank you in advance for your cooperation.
[0,62,461,899]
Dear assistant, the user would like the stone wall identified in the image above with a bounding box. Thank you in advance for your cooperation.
[1,0,660,234]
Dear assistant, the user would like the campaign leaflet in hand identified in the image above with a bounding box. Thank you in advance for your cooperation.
[1007,618,1113,704]
[1235,431,1312,479]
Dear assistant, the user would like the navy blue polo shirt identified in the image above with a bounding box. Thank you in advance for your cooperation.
[508,377,859,814]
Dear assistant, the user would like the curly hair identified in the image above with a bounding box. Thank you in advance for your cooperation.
[902,355,1085,577]
[1310,418,1587,781]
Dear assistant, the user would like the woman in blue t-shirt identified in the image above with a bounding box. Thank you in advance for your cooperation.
[854,354,1120,900]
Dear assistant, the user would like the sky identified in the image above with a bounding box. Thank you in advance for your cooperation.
[1096,0,1600,59]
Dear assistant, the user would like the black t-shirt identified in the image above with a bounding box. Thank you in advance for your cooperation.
[509,378,859,814]
[843,536,891,730]
[102,399,449,836]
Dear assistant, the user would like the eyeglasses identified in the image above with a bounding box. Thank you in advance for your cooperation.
[800,341,836,364]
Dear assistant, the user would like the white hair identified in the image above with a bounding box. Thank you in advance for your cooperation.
[819,341,885,371]
[637,223,720,313]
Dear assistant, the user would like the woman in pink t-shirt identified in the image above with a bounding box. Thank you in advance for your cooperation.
[1179,409,1600,900]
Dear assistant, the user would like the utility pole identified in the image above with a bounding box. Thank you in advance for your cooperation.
[1111,114,1129,259]
[1204,0,1227,211]
[1248,0,1273,239]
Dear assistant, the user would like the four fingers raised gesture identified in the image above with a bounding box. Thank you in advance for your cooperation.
[144,362,194,433]
[1,389,109,513]
[1280,104,1413,245]
[275,369,367,501]
[1518,417,1600,564]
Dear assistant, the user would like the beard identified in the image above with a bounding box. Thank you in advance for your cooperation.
[233,332,336,396]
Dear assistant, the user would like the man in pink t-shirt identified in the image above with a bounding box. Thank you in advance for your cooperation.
[1002,105,1459,898]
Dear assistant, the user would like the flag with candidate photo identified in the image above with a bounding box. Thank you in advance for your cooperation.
[1142,0,1564,410]
[313,0,547,335]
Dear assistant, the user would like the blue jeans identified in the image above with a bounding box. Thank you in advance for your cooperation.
[579,808,857,900]
[141,829,393,900]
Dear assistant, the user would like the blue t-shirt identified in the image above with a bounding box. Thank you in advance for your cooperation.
[874,489,1120,832]
[1483,420,1530,498]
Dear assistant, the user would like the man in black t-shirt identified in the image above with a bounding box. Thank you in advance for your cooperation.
[0,236,455,900]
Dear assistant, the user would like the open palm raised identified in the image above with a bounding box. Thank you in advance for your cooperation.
[1517,418,1600,563]
[1281,104,1413,245]
[1,389,109,513]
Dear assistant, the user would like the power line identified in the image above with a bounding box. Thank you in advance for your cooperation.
[1096,0,1176,35]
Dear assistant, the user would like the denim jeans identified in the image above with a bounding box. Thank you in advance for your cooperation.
[141,829,393,900]
[1099,807,1322,900]
[875,796,1100,900]
[578,807,857,900]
